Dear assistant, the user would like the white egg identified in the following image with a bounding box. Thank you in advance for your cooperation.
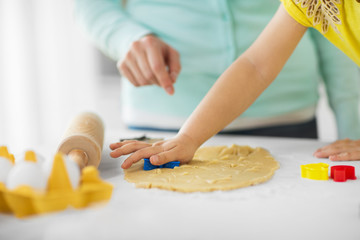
[6,162,47,191]
[0,157,13,183]
[15,151,45,165]
[42,158,53,179]
[42,155,80,189]
[64,156,80,189]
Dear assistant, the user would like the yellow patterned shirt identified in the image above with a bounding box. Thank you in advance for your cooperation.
[281,0,360,66]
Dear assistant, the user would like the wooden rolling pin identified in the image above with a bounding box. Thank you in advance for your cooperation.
[57,112,104,169]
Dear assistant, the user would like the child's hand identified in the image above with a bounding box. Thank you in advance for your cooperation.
[313,138,360,161]
[109,134,200,169]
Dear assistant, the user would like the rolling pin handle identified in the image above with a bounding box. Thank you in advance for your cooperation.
[68,149,89,170]
[57,112,104,169]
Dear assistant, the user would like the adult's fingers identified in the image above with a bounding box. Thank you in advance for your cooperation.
[132,43,158,85]
[146,44,174,95]
[124,54,149,86]
[117,62,138,86]
[167,47,181,83]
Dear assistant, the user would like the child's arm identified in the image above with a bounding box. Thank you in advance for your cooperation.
[177,5,307,147]
[111,5,308,168]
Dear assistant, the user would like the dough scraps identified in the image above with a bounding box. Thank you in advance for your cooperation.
[124,144,279,192]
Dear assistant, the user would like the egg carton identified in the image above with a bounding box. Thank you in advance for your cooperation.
[0,146,113,218]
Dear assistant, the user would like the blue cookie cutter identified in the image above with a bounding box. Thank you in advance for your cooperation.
[143,158,180,171]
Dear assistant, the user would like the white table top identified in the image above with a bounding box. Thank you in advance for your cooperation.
[1,130,359,240]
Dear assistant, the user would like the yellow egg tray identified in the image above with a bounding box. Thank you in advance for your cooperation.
[0,150,113,218]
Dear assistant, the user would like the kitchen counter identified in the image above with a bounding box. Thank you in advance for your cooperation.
[1,129,359,240]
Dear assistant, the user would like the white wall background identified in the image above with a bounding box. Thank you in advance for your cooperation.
[0,0,123,154]
[0,0,338,155]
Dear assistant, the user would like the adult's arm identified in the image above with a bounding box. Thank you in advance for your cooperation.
[74,0,179,94]
[309,29,360,139]
[74,0,151,61]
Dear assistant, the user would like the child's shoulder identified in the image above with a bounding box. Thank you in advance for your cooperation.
[281,0,344,34]
[282,0,360,66]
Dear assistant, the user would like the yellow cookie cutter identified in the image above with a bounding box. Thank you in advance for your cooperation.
[0,147,113,218]
[301,163,329,180]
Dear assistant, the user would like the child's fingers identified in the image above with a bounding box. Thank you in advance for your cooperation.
[314,148,343,158]
[109,140,137,150]
[109,142,126,150]
[313,138,360,161]
[110,141,152,158]
[109,143,119,150]
[149,148,179,166]
[313,150,327,158]
[121,145,164,169]
[329,150,360,161]
[314,138,352,153]
[314,143,354,158]
[150,146,194,166]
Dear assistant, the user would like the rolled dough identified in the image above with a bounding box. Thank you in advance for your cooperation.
[124,144,279,192]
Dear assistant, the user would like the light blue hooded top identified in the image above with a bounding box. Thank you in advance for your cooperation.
[74,0,360,139]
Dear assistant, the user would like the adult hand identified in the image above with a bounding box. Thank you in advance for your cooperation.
[117,34,181,95]
[313,138,360,161]
[109,133,199,169]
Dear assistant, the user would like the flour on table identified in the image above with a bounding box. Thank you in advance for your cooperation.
[124,144,279,192]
